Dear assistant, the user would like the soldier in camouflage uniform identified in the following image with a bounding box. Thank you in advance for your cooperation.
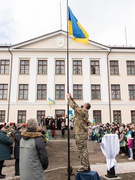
[67,93,91,172]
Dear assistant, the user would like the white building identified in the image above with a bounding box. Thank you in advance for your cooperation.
[0,30,135,124]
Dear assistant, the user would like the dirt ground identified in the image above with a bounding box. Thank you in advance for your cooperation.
[44,130,135,180]
[4,130,135,180]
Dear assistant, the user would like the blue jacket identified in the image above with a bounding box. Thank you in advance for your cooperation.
[0,130,13,160]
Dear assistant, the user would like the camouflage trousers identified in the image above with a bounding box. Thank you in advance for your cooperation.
[75,134,90,168]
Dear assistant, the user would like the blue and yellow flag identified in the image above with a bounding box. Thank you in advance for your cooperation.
[68,6,89,45]
[48,98,55,105]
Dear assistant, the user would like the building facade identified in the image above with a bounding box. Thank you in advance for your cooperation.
[0,30,135,124]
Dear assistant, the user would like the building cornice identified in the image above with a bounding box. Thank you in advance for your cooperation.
[8,48,110,53]
[111,48,135,53]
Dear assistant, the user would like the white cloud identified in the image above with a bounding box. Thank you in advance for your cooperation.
[69,0,135,46]
[0,0,16,44]
[0,0,135,46]
[12,0,62,43]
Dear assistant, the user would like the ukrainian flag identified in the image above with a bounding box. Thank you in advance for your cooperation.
[68,6,89,45]
[48,98,55,105]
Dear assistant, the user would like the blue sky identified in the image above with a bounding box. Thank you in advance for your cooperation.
[0,0,135,46]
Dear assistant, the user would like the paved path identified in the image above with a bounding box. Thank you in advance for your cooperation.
[2,161,135,180]
[2,137,135,179]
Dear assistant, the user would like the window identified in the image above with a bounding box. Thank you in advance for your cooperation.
[37,111,45,123]
[18,84,28,100]
[113,110,121,123]
[73,60,82,74]
[131,111,135,123]
[0,60,9,74]
[110,61,119,75]
[128,85,135,100]
[90,60,100,74]
[0,84,8,100]
[55,60,65,74]
[73,84,83,99]
[126,61,135,75]
[93,110,101,123]
[38,60,47,74]
[37,84,47,99]
[20,60,29,74]
[111,85,121,100]
[55,110,65,118]
[0,110,5,122]
[18,111,26,123]
[91,85,100,99]
[55,84,65,99]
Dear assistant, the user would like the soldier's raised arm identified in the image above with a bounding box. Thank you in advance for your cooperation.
[67,93,79,110]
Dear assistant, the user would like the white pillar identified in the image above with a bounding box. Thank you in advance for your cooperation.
[48,57,55,99]
[83,58,90,102]
[68,55,73,94]
[29,57,37,102]
[101,56,109,102]
[10,56,19,103]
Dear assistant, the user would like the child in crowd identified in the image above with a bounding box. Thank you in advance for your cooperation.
[88,126,92,140]
[119,126,126,156]
[127,132,134,160]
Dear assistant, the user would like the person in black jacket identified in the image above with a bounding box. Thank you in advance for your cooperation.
[14,126,22,176]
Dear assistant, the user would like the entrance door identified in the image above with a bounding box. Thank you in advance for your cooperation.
[55,109,65,118]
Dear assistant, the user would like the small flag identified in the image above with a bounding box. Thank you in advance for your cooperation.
[92,119,95,125]
[48,97,55,105]
[68,6,89,45]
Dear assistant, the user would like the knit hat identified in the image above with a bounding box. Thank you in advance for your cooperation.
[10,122,14,126]
[22,123,27,128]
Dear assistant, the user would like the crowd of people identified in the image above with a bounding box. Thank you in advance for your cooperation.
[0,115,70,179]
[88,122,135,160]
[0,119,49,179]
[0,115,135,178]
[40,116,69,138]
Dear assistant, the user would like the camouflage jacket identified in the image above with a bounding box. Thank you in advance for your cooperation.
[68,98,89,135]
